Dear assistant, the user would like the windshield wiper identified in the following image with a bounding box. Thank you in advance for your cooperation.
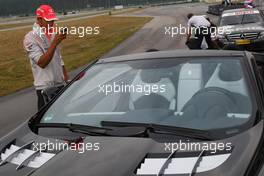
[37,122,213,140]
[36,123,148,137]
[226,22,240,25]
[101,121,213,140]
[241,21,255,24]
[36,123,112,136]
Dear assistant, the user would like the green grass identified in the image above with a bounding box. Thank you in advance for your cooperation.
[0,15,152,96]
[0,8,144,30]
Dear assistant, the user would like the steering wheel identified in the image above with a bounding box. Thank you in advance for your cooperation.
[182,87,237,119]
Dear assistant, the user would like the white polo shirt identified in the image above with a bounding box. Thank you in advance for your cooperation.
[187,15,211,28]
[23,23,65,90]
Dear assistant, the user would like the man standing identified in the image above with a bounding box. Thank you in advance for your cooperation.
[186,13,215,49]
[222,0,231,6]
[23,5,69,110]
[244,0,254,8]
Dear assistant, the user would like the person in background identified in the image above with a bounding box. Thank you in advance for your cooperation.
[244,0,255,8]
[186,13,215,49]
[222,0,232,6]
[23,5,69,110]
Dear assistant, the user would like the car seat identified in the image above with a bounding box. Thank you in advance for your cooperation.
[177,63,203,111]
[181,62,251,120]
[129,69,176,110]
[205,63,248,96]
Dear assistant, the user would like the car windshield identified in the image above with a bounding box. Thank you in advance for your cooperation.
[40,57,253,131]
[220,13,263,26]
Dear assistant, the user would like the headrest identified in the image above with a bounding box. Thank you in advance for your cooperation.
[140,69,168,83]
[218,63,242,82]
[205,63,247,96]
[140,68,174,83]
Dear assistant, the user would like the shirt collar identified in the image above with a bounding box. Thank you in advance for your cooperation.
[33,23,45,38]
[33,23,55,42]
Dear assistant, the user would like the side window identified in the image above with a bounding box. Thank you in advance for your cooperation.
[254,61,264,91]
[252,53,264,88]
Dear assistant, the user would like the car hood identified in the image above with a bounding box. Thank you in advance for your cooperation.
[0,120,263,176]
[221,22,264,34]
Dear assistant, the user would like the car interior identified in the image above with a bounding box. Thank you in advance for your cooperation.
[42,59,252,131]
[120,61,252,129]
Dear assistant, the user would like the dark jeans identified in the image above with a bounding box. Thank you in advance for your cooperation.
[36,86,64,110]
[195,27,215,49]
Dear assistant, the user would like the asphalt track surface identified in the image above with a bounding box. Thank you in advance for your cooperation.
[0,3,217,138]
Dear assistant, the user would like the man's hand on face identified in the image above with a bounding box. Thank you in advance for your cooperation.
[53,33,67,45]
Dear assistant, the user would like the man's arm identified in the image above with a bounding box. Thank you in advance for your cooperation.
[186,19,192,43]
[186,27,192,42]
[37,34,66,68]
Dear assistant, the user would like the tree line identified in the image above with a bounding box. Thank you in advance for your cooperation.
[0,0,179,17]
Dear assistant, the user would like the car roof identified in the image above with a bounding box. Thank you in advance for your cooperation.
[222,8,260,14]
[98,50,248,63]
